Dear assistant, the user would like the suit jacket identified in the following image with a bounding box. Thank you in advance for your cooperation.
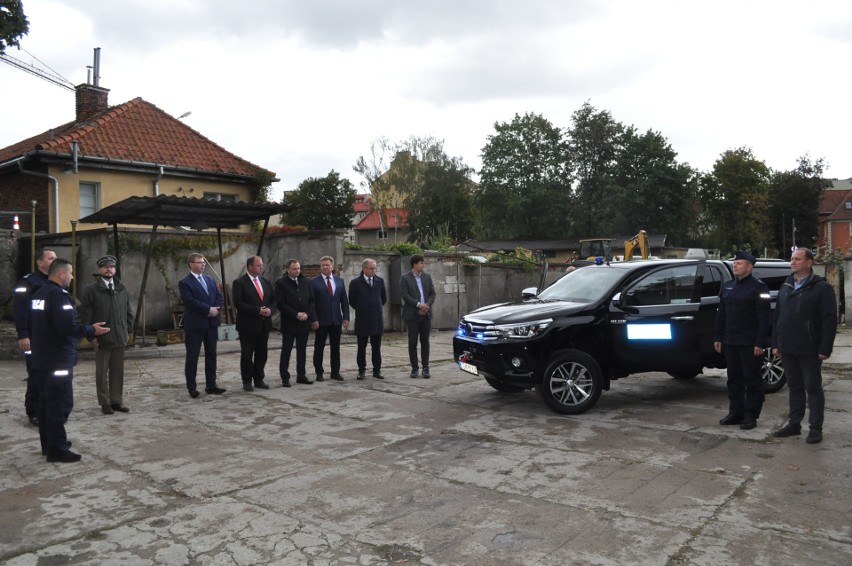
[400,271,436,321]
[348,273,386,336]
[232,273,275,334]
[274,275,315,334]
[179,272,224,330]
[311,274,350,326]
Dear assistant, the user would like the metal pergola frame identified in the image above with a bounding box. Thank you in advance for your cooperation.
[78,195,289,340]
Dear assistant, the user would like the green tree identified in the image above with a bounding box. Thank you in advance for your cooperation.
[405,158,476,246]
[477,112,573,239]
[698,147,771,253]
[282,170,356,230]
[566,102,623,237]
[0,1,29,54]
[768,155,830,258]
[607,127,699,244]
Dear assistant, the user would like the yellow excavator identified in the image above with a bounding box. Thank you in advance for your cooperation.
[623,230,649,260]
[575,230,649,263]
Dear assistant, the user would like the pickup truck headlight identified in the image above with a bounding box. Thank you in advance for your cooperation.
[494,319,552,339]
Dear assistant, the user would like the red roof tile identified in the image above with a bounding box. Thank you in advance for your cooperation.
[0,97,273,178]
[354,193,371,213]
[355,208,408,230]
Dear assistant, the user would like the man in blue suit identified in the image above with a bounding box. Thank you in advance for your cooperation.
[310,255,349,381]
[348,258,386,380]
[179,253,226,398]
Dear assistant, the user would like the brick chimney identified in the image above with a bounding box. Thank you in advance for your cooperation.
[75,83,110,122]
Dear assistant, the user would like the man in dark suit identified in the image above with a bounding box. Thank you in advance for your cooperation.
[310,255,349,381]
[274,259,316,387]
[348,258,386,380]
[400,254,437,378]
[179,253,226,398]
[232,256,275,392]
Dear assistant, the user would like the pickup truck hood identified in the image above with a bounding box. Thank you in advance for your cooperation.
[463,299,589,325]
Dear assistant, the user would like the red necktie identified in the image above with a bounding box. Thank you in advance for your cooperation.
[253,277,264,300]
[326,276,333,297]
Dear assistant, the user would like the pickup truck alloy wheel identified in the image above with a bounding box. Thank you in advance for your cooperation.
[539,350,603,414]
[761,348,786,393]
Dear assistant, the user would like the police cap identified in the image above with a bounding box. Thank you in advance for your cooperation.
[733,250,756,265]
[97,255,117,267]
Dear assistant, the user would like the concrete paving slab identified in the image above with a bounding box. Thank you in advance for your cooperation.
[1,329,850,564]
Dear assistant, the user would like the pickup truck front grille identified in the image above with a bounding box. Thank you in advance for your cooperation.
[457,319,500,341]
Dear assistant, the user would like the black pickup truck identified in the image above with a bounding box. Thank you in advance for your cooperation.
[453,259,791,415]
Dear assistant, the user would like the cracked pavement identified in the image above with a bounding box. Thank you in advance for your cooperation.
[1,330,850,565]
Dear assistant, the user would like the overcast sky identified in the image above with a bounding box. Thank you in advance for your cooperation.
[2,0,850,202]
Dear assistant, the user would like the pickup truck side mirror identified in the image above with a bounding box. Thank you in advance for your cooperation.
[521,287,538,299]
[612,292,639,314]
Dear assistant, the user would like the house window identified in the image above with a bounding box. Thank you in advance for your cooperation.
[79,182,100,218]
[377,229,388,240]
[203,192,238,203]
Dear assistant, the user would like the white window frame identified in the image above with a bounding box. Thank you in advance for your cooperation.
[377,229,388,240]
[79,181,101,218]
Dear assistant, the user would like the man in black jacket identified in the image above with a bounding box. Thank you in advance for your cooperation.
[232,256,275,391]
[771,248,837,444]
[348,258,386,380]
[274,259,315,386]
[713,250,771,431]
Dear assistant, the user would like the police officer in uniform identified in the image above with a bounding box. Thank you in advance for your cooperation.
[13,248,58,426]
[713,250,771,430]
[30,259,110,463]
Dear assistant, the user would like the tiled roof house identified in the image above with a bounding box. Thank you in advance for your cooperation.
[0,82,276,233]
[818,178,852,255]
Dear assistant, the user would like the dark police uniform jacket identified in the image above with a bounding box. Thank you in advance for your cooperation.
[13,270,48,343]
[713,273,770,348]
[30,281,96,370]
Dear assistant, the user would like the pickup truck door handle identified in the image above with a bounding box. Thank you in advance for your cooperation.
[671,316,694,321]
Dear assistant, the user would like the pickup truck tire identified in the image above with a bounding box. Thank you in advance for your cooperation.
[539,350,603,415]
[761,349,786,393]
[484,376,526,393]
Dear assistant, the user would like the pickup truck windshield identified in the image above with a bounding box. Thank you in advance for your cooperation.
[538,266,626,303]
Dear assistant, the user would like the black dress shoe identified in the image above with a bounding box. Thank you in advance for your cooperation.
[102,405,114,415]
[806,429,823,444]
[296,376,313,384]
[243,382,254,392]
[205,386,226,394]
[281,380,291,388]
[254,381,270,390]
[28,416,39,426]
[719,413,743,426]
[47,451,82,463]
[373,373,385,380]
[772,423,801,437]
[356,372,365,381]
[111,404,130,413]
[740,420,757,430]
[422,369,431,379]
[315,375,325,382]
[330,374,344,381]
[189,389,201,398]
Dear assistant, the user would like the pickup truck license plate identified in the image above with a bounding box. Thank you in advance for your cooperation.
[459,361,478,375]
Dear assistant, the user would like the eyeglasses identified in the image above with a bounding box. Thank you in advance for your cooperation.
[192,261,207,264]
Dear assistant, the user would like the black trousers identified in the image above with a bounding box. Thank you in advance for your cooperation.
[37,368,74,457]
[184,326,218,391]
[356,334,382,375]
[313,324,342,376]
[724,344,764,419]
[406,316,431,370]
[24,353,40,418]
[239,328,269,384]
[280,331,309,380]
